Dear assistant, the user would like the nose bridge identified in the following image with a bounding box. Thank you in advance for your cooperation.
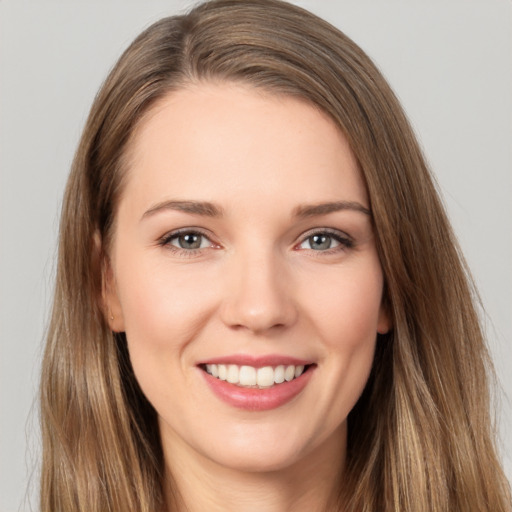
[220,242,296,333]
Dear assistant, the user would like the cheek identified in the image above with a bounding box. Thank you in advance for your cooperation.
[113,256,220,396]
[113,258,221,411]
[116,257,214,338]
[302,259,382,404]
[303,260,384,348]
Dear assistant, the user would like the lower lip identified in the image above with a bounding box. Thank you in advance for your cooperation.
[200,366,314,411]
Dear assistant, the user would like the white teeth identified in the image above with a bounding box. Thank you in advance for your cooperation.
[274,365,285,384]
[226,364,239,384]
[204,363,308,388]
[284,365,295,382]
[257,366,274,387]
[206,364,219,377]
[239,365,257,386]
[218,364,227,380]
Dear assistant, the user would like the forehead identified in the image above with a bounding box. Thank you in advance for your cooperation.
[120,82,368,213]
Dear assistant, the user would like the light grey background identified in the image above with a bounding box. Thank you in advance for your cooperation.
[1,1,511,510]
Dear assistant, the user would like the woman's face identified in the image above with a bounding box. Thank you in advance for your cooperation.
[106,83,389,474]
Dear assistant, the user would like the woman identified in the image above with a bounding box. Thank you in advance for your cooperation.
[40,0,511,510]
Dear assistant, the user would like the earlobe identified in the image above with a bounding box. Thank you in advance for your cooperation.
[95,232,125,332]
[377,304,392,335]
[102,259,125,332]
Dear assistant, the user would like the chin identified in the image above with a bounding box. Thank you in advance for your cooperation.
[205,441,306,474]
[195,417,340,475]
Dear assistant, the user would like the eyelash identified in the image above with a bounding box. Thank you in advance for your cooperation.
[157,227,354,257]
[296,228,354,254]
[157,228,216,257]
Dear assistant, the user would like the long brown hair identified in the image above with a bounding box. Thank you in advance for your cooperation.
[40,1,511,510]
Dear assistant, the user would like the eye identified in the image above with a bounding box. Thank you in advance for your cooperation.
[158,229,216,253]
[297,230,353,252]
[170,232,211,250]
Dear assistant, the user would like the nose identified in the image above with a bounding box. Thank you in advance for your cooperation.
[219,249,298,334]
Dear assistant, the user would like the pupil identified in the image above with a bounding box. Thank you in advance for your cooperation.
[180,233,201,249]
[311,234,331,250]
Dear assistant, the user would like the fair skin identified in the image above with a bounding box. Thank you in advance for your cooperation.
[105,82,389,512]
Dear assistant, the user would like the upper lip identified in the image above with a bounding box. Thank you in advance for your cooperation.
[196,354,314,368]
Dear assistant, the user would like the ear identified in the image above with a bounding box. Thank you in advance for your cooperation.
[377,308,391,335]
[102,259,126,333]
[377,295,392,335]
[95,232,125,332]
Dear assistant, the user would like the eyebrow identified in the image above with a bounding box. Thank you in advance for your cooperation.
[141,200,224,220]
[141,199,370,221]
[293,201,371,218]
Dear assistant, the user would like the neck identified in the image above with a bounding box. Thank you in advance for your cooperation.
[162,425,346,512]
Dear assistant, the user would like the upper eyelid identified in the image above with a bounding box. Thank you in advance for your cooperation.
[295,228,354,252]
[160,227,215,241]
[297,227,352,241]
[157,226,353,248]
[156,229,217,253]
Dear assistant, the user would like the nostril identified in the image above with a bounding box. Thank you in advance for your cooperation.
[228,321,288,334]
[218,266,298,333]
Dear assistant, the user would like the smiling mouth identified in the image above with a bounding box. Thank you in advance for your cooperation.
[200,363,312,389]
